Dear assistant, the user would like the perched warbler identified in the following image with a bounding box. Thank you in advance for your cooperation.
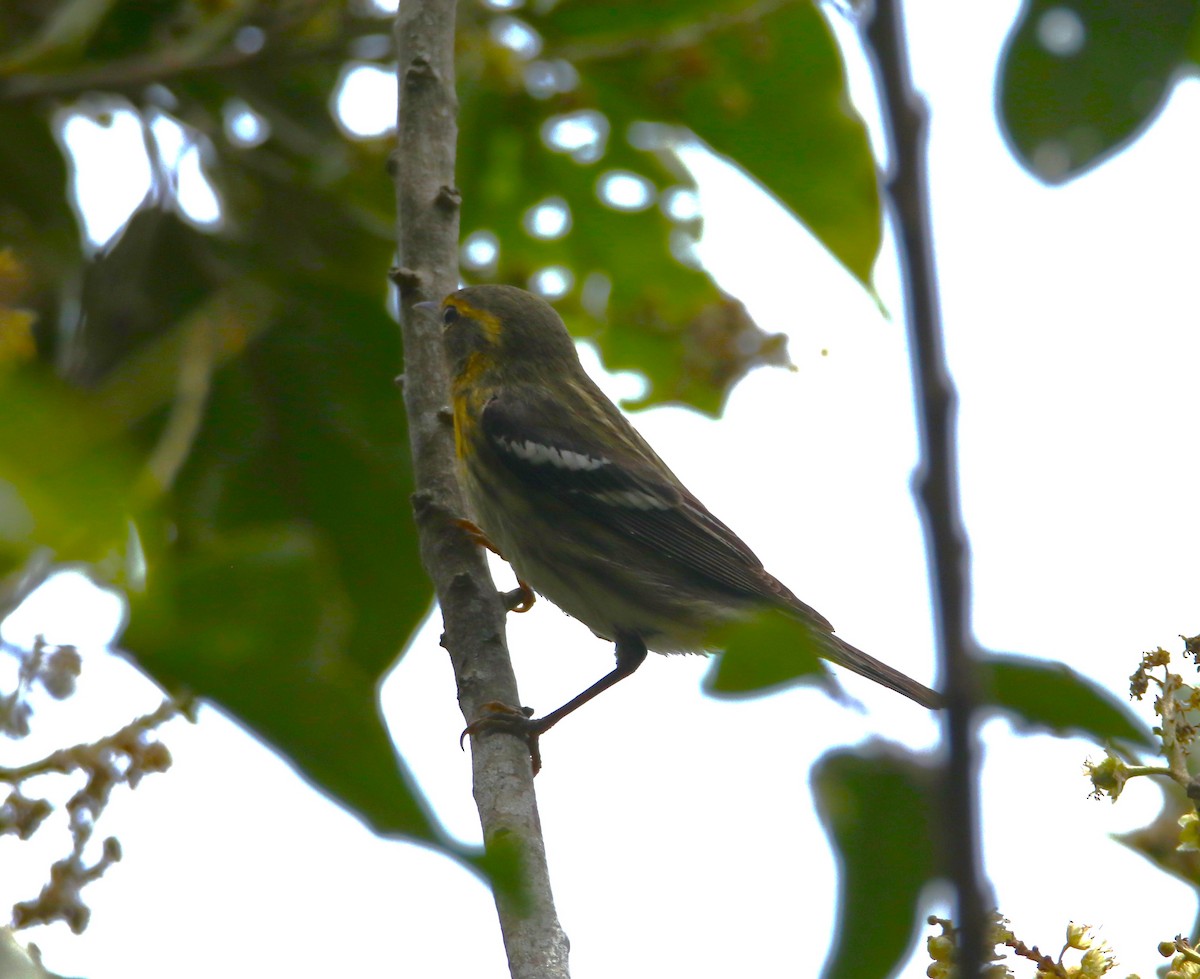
[421,284,940,770]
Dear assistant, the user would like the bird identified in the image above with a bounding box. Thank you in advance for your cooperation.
[416,284,941,771]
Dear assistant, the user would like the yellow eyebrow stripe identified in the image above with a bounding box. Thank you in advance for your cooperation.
[445,297,502,344]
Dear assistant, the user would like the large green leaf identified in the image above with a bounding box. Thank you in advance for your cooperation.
[998,0,1200,181]
[538,0,881,284]
[0,0,446,844]
[123,525,440,842]
[457,63,787,415]
[106,210,438,838]
[814,745,938,979]
[455,0,877,413]
[980,653,1154,748]
[0,198,440,841]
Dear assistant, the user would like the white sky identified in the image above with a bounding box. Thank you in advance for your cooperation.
[4,1,1200,976]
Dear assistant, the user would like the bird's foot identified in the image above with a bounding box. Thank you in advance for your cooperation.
[454,517,496,551]
[502,582,536,613]
[454,519,537,614]
[460,701,545,774]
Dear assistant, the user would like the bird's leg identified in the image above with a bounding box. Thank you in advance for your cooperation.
[454,517,536,613]
[461,635,648,774]
[524,635,648,737]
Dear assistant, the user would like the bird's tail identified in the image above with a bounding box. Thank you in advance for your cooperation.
[818,632,943,710]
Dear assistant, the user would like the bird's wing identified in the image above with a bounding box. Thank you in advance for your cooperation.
[479,387,832,629]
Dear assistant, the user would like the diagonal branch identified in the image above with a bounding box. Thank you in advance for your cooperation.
[390,3,570,977]
[860,1,991,975]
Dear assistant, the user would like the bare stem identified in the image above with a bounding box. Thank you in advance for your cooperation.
[860,1,990,974]
[1005,938,1068,977]
[1157,672,1194,787]
[391,3,570,977]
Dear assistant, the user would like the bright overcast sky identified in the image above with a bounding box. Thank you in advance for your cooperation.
[4,1,1200,977]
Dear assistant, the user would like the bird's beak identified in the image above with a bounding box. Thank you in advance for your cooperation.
[412,300,441,316]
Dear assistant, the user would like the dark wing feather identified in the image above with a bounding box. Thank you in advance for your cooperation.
[480,387,833,629]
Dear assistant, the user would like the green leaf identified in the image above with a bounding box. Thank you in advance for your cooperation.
[123,525,444,843]
[457,71,787,415]
[456,0,877,414]
[997,0,1200,182]
[118,275,437,834]
[42,70,442,830]
[702,607,833,697]
[814,745,937,979]
[542,0,882,286]
[981,654,1154,748]
[3,86,442,841]
[0,370,137,577]
[0,247,442,844]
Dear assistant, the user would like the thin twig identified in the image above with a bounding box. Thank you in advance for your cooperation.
[1005,938,1068,977]
[0,4,373,103]
[0,0,256,100]
[137,314,216,499]
[391,3,570,978]
[860,1,990,975]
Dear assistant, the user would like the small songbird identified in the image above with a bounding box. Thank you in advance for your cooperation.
[419,284,940,771]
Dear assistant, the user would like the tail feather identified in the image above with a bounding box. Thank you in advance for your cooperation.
[819,632,943,710]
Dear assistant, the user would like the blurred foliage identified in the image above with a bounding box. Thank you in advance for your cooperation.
[981,653,1154,748]
[0,0,447,850]
[814,745,938,979]
[702,607,832,697]
[457,0,881,413]
[0,0,881,865]
[997,0,1200,182]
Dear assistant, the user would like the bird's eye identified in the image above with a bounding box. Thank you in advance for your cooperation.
[442,306,460,326]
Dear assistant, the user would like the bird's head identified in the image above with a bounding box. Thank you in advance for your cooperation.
[424,284,581,386]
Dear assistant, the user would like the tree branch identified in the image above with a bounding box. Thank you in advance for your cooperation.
[391,3,570,978]
[0,4,371,103]
[860,1,991,974]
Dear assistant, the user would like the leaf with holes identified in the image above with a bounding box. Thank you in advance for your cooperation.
[998,0,1200,181]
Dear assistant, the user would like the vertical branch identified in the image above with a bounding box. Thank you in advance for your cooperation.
[860,0,991,974]
[391,3,570,978]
